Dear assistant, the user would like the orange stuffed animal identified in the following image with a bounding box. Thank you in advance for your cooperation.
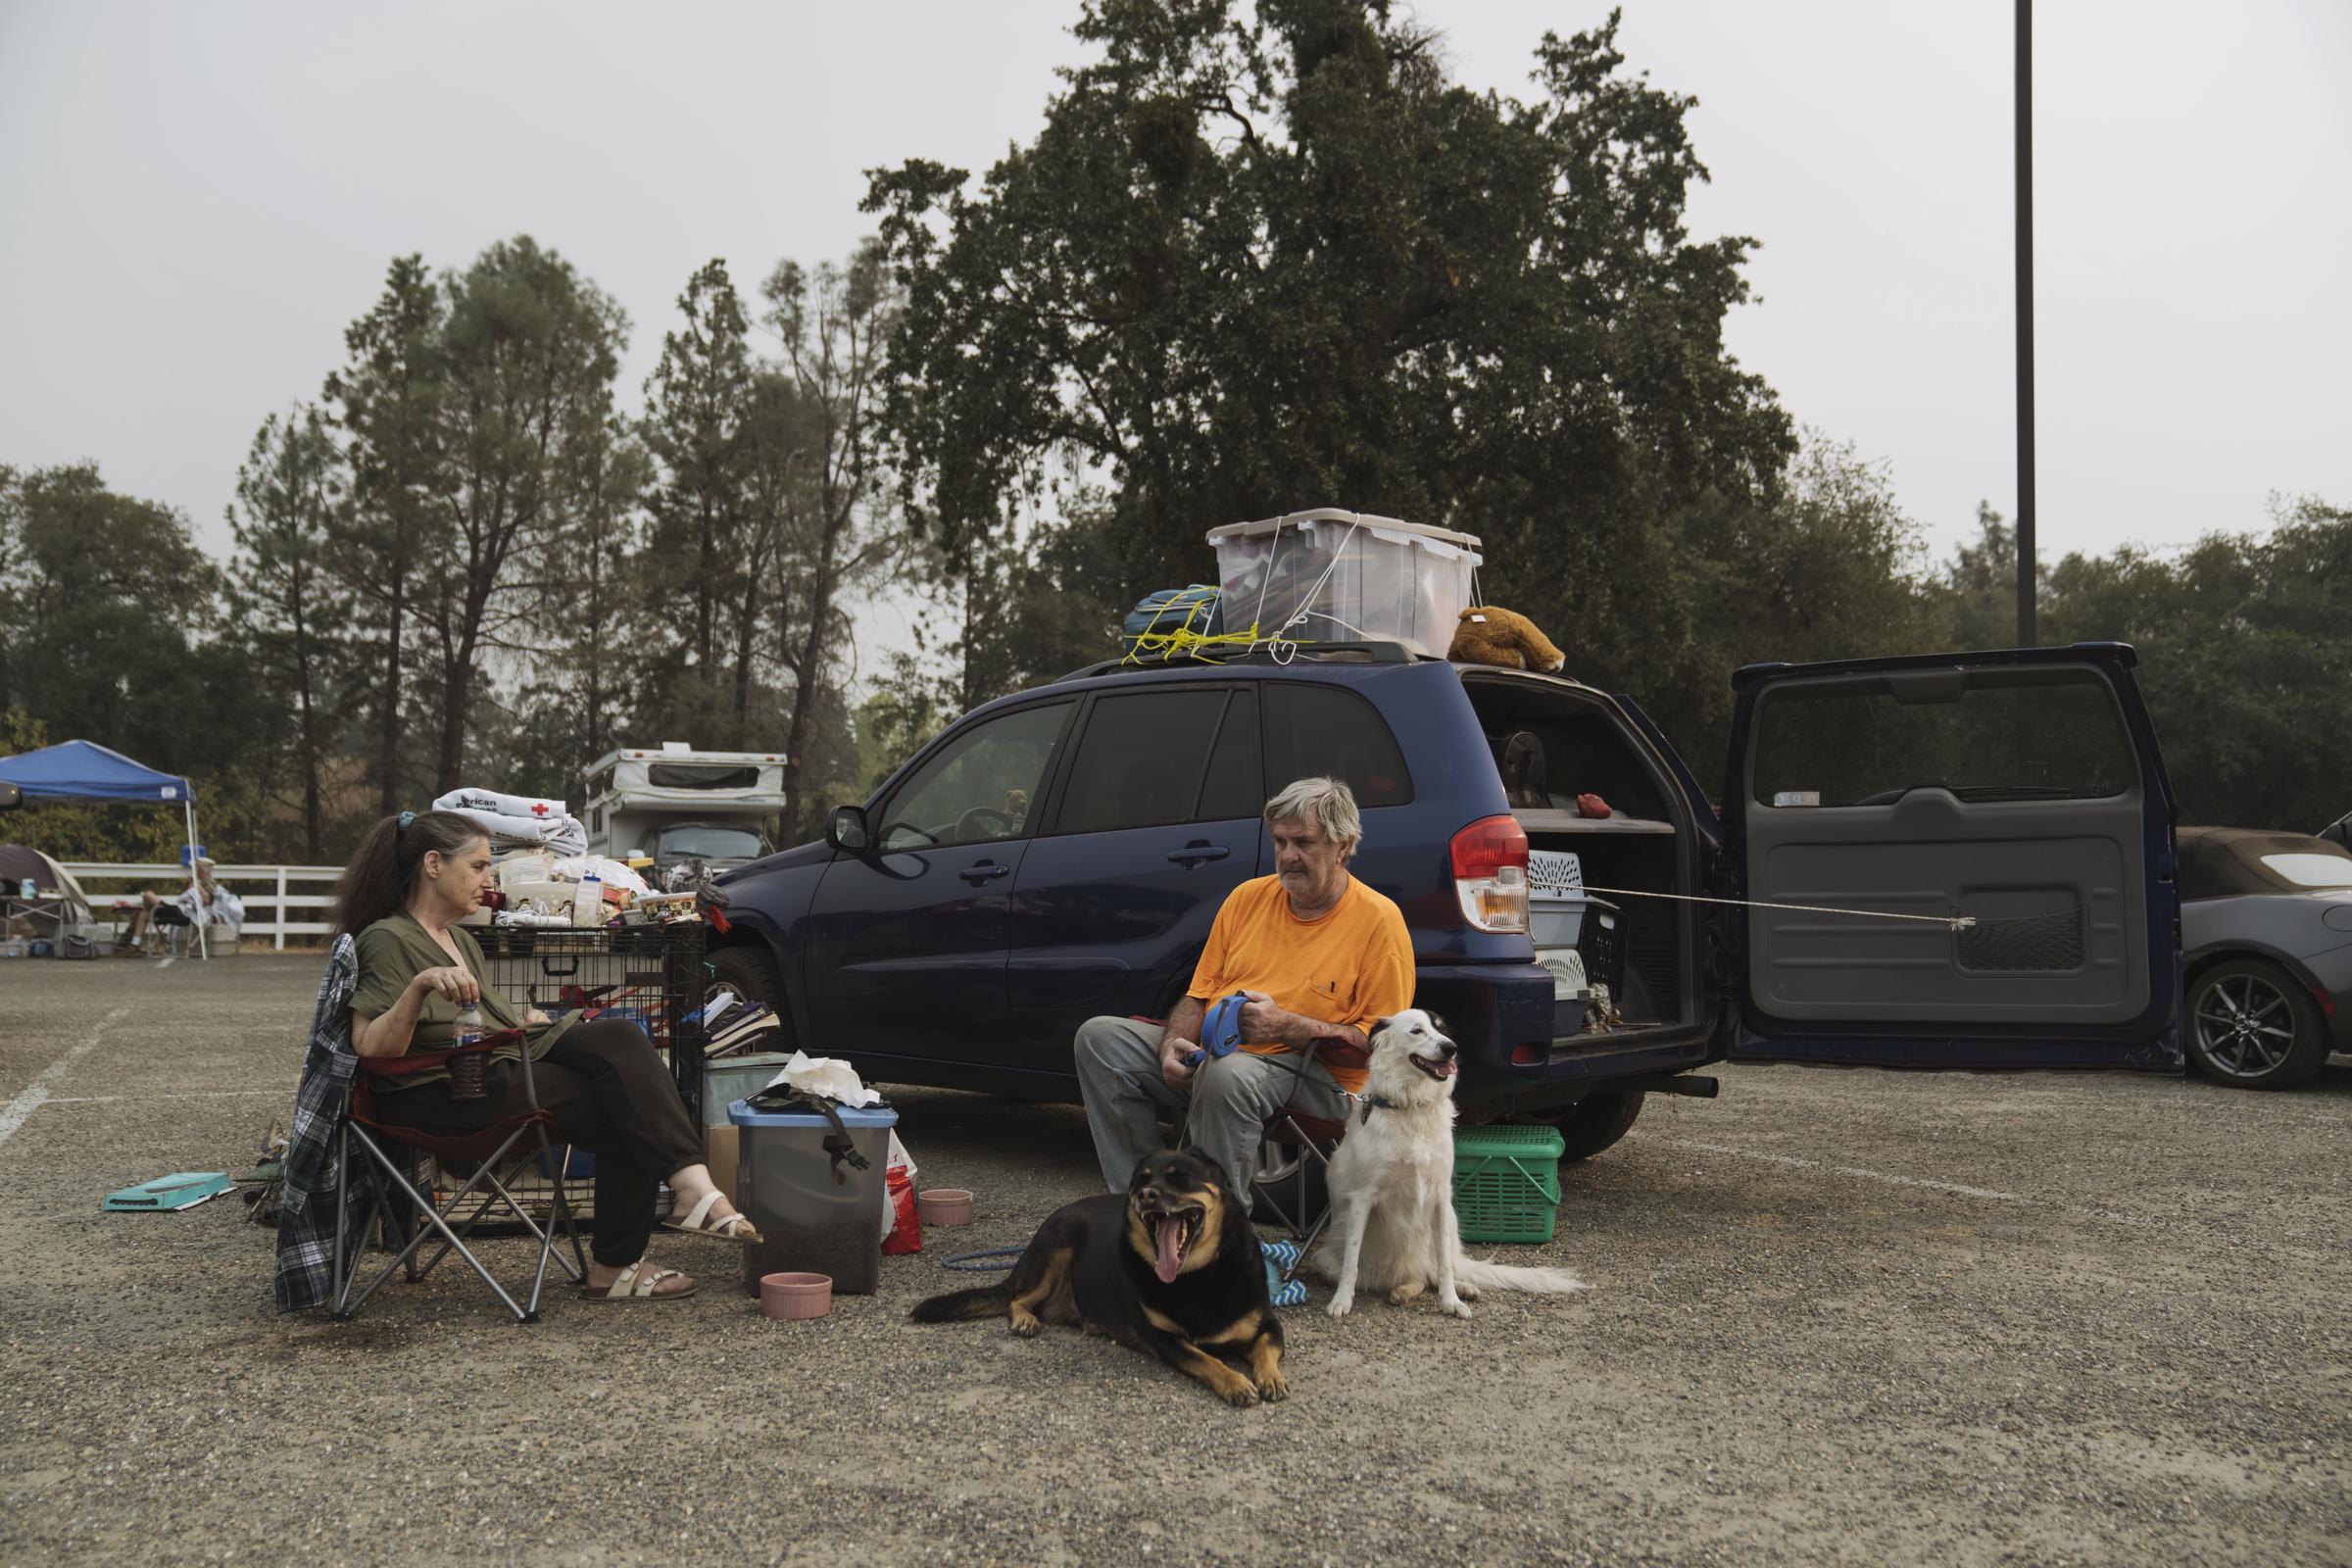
[1447,606,1565,673]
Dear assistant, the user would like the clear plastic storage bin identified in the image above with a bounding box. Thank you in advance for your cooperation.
[1207,510,1482,656]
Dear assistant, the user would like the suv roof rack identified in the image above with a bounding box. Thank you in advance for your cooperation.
[1057,639,1420,683]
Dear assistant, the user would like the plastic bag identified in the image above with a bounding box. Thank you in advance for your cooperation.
[881,1132,921,1253]
[760,1051,884,1109]
[547,855,652,897]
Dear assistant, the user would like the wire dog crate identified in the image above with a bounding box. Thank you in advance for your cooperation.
[470,924,710,1116]
[434,924,711,1221]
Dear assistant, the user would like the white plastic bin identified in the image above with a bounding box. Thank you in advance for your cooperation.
[1528,849,1588,949]
[1206,510,1482,656]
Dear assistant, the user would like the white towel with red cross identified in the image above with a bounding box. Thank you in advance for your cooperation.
[435,788,567,820]
[431,788,586,858]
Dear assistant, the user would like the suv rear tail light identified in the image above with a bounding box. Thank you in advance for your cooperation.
[1451,814,1529,933]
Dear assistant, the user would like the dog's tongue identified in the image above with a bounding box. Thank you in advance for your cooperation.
[1154,1217,1186,1283]
[1432,1057,1458,1078]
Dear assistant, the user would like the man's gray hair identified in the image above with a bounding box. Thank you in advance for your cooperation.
[1264,776,1362,856]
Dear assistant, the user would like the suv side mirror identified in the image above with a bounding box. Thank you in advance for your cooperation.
[827,805,871,854]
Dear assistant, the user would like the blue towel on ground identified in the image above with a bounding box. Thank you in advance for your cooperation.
[1261,1240,1309,1309]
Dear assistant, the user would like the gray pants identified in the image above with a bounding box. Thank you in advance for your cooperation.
[1073,1014,1352,1198]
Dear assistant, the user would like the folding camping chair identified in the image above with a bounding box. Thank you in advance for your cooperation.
[115,885,241,957]
[165,883,242,957]
[1252,1036,1368,1285]
[330,1030,588,1323]
[1152,1017,1364,1287]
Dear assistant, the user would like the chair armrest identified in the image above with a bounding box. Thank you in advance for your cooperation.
[1267,1033,1369,1102]
[1305,1034,1370,1073]
[355,1027,527,1079]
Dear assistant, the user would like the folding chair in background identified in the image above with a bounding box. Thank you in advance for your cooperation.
[332,1029,587,1323]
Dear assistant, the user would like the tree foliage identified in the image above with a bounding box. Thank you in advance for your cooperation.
[866,1,1793,684]
[225,405,350,859]
[0,463,234,771]
[420,237,629,794]
[640,258,760,736]
[3,16,2345,872]
[326,254,446,815]
[2031,496,2352,831]
[761,241,905,836]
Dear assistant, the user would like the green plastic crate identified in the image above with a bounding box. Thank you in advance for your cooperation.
[1451,1124,1566,1243]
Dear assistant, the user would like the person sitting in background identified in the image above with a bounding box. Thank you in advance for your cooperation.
[336,808,760,1302]
[119,857,243,952]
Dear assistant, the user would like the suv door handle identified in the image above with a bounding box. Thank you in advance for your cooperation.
[957,860,1010,884]
[1166,844,1231,866]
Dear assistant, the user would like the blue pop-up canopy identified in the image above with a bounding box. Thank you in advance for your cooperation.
[0,740,213,956]
[0,739,196,804]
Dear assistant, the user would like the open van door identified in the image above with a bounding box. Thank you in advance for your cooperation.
[1717,644,2180,1068]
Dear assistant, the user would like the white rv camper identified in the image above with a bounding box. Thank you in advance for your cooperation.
[580,743,789,886]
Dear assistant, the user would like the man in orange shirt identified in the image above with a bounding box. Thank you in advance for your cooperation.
[1075,777,1415,1197]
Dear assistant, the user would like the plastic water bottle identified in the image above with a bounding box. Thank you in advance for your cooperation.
[451,1002,486,1099]
[574,872,604,927]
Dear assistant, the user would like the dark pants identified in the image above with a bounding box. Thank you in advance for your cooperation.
[379,1019,705,1266]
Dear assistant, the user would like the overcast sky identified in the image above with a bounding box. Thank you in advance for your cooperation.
[4,0,2346,621]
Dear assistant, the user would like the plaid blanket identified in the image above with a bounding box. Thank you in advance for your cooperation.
[273,936,357,1313]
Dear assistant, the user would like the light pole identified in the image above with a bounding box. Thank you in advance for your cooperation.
[2015,0,2037,646]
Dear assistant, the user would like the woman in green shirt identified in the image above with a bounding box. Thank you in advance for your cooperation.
[337,808,759,1301]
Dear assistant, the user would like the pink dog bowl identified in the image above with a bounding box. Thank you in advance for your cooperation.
[759,1271,832,1321]
[917,1188,974,1227]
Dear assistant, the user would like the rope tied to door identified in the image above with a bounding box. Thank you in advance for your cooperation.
[1577,885,1979,930]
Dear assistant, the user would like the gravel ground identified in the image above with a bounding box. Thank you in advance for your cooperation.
[1,955,2347,1567]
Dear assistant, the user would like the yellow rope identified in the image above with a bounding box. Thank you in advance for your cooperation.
[1121,587,1278,665]
[1122,622,1279,664]
[1119,587,1326,665]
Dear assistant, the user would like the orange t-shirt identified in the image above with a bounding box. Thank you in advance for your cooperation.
[1187,874,1416,1095]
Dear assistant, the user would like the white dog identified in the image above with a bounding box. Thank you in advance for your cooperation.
[1310,1009,1584,1318]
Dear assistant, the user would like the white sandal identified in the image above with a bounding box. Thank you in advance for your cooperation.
[580,1259,698,1301]
[662,1191,762,1245]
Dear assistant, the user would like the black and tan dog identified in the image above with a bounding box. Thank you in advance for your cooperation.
[909,1149,1287,1407]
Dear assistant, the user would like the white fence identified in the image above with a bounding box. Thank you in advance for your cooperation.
[60,862,341,951]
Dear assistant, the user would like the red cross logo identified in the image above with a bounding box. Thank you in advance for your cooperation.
[531,802,550,816]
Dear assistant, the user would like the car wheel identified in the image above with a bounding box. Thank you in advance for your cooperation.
[705,944,801,1054]
[2185,958,2329,1089]
[1538,1090,1645,1162]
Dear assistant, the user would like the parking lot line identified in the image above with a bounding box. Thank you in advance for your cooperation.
[1655,1136,2023,1201]
[42,1089,287,1104]
[0,1005,131,1151]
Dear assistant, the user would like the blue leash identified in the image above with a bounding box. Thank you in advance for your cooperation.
[942,1247,1026,1272]
[1183,993,1250,1068]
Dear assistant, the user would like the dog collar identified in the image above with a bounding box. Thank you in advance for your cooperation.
[1358,1094,1404,1121]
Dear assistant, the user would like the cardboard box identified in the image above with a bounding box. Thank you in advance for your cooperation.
[707,1124,741,1204]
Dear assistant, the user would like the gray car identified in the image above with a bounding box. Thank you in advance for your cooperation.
[2180,826,2352,1088]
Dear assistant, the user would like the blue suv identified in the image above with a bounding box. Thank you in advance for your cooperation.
[707,640,2181,1161]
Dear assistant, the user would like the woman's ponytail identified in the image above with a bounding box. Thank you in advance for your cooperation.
[331,809,488,935]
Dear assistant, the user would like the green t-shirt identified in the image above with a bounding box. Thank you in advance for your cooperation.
[350,911,578,1090]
